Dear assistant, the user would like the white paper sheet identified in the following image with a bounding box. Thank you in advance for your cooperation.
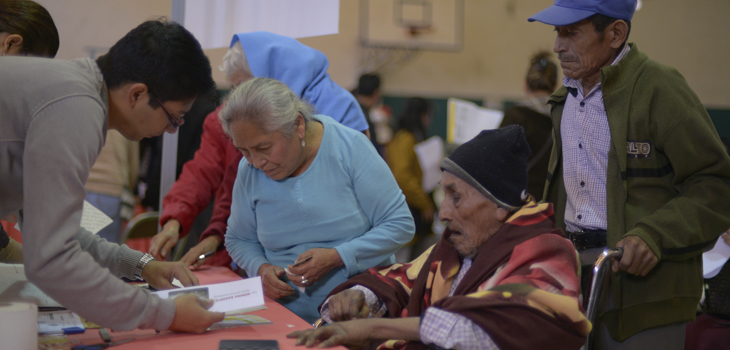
[37,310,85,334]
[183,0,340,50]
[154,277,265,315]
[414,136,445,193]
[80,200,113,235]
[703,235,730,278]
[0,264,62,308]
[447,98,503,144]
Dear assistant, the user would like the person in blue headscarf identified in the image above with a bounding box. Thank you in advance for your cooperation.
[149,32,370,273]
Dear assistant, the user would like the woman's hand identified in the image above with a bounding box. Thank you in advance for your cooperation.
[178,235,223,269]
[286,248,343,288]
[149,219,181,261]
[258,264,295,299]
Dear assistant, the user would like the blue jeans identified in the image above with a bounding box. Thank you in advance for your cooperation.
[85,192,123,243]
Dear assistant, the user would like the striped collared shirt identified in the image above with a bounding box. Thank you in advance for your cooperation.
[561,44,631,232]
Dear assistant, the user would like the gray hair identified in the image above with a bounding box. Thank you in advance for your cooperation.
[219,77,315,138]
[219,41,253,80]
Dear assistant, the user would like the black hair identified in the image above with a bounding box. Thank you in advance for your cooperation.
[96,19,215,108]
[396,97,432,142]
[0,0,59,57]
[589,14,632,45]
[356,73,381,97]
[525,51,558,93]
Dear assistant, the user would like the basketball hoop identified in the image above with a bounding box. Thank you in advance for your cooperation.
[406,25,433,37]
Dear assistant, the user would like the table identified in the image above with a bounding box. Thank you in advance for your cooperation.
[66,266,339,350]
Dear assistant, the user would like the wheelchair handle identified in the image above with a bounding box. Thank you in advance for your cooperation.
[583,247,623,350]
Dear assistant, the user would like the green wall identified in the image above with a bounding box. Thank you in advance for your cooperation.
[382,95,730,142]
[708,109,730,138]
[382,96,482,141]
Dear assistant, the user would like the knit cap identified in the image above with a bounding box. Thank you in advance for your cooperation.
[440,125,530,210]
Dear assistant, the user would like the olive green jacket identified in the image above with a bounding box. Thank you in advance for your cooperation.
[544,43,730,341]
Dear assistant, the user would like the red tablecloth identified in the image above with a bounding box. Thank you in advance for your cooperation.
[66,266,339,350]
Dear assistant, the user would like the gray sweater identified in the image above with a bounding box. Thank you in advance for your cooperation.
[0,56,175,331]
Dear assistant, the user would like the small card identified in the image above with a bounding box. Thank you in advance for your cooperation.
[208,314,272,330]
[153,277,265,315]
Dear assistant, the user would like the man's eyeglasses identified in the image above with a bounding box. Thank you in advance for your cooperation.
[155,98,185,128]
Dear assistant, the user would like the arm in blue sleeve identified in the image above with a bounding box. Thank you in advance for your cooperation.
[224,163,269,277]
[334,136,415,276]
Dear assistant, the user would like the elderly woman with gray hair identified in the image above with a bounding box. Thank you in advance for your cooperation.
[220,78,415,323]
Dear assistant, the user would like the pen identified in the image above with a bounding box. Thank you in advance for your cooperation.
[292,256,312,267]
[197,251,214,261]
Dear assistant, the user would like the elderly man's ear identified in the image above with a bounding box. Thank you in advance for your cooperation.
[606,20,629,50]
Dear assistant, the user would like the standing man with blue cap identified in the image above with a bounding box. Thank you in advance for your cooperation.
[529,0,730,349]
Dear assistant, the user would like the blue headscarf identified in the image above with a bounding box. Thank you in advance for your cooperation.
[231,32,368,132]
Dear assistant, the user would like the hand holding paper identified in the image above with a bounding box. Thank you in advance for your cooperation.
[168,294,224,334]
[258,264,294,300]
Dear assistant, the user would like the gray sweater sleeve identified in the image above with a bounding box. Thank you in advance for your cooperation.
[21,96,175,331]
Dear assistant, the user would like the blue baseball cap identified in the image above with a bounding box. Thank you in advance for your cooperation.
[528,0,637,26]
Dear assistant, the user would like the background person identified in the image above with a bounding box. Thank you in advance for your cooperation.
[0,0,59,57]
[352,73,384,155]
[529,0,730,348]
[85,130,139,243]
[0,19,224,333]
[289,126,588,350]
[0,221,22,263]
[149,32,370,270]
[499,51,558,201]
[386,97,436,260]
[220,78,414,323]
[0,0,60,263]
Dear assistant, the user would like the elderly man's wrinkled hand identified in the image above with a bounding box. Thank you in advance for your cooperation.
[259,264,295,299]
[142,260,199,289]
[149,220,181,261]
[612,235,658,276]
[327,289,369,322]
[287,321,371,348]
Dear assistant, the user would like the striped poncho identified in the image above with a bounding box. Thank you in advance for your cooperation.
[323,201,590,349]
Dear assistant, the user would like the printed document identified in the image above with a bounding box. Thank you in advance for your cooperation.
[154,277,265,315]
[447,98,503,144]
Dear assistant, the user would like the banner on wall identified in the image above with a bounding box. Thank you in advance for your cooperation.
[183,0,340,49]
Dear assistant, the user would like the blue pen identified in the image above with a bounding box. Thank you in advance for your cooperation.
[63,327,86,335]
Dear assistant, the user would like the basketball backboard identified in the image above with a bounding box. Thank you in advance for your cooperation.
[359,0,464,51]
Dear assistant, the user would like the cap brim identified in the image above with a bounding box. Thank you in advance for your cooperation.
[527,5,596,26]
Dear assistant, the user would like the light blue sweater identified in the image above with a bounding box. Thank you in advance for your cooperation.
[225,115,415,323]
